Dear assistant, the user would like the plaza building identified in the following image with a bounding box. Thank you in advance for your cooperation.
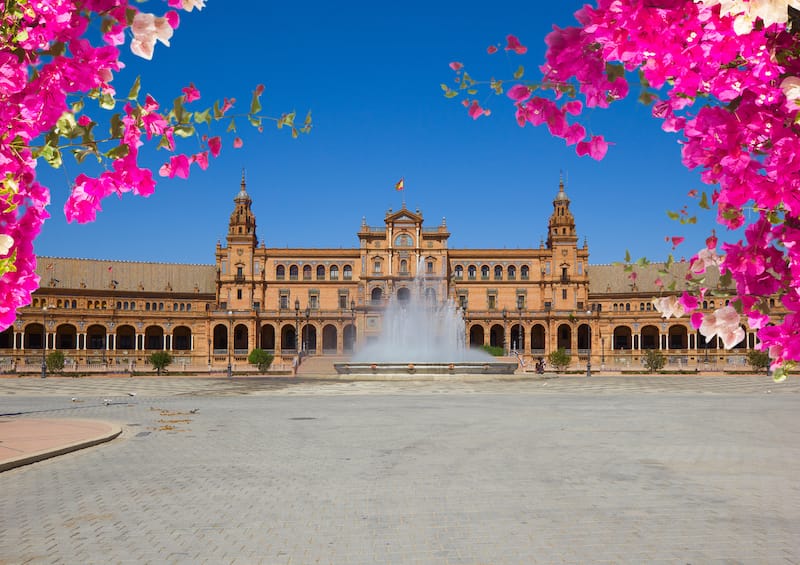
[0,175,762,374]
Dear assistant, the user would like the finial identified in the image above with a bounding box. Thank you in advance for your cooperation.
[241,168,246,189]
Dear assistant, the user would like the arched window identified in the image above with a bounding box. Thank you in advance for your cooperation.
[343,265,353,280]
[330,265,339,280]
[454,265,464,279]
[468,265,477,279]
[394,234,413,247]
[521,265,529,280]
[399,259,408,275]
[316,265,325,280]
[508,265,516,280]
[494,265,503,280]
[276,265,286,280]
[625,303,631,311]
[289,265,298,280]
[481,265,490,279]
[303,265,312,280]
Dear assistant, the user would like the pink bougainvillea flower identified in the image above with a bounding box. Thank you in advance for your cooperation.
[208,136,222,157]
[182,82,200,102]
[505,34,527,55]
[192,151,209,170]
[670,236,685,249]
[255,83,265,95]
[159,154,191,179]
[487,45,498,54]
[233,137,243,148]
[468,100,486,119]
[77,115,92,126]
[679,292,700,312]
[449,62,463,72]
[507,84,532,102]
[576,136,608,160]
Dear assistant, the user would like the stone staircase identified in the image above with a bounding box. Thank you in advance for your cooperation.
[295,354,349,377]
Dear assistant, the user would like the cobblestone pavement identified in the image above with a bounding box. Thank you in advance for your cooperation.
[2,376,799,564]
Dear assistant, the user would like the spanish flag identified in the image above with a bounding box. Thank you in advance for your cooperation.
[394,177,404,191]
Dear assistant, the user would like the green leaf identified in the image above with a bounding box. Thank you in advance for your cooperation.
[466,89,477,95]
[72,148,95,164]
[56,112,76,136]
[444,90,458,99]
[193,108,211,125]
[666,210,679,220]
[110,113,124,139]
[40,145,62,168]
[226,118,236,133]
[99,93,115,110]
[772,367,787,383]
[172,96,186,123]
[105,144,129,160]
[173,124,195,138]
[248,115,261,127]
[250,91,262,115]
[513,65,524,80]
[304,111,312,126]
[127,76,141,101]
[213,100,223,120]
[638,91,657,106]
[440,83,450,92]
[624,249,631,263]
[605,62,625,82]
[698,191,710,209]
[71,100,84,114]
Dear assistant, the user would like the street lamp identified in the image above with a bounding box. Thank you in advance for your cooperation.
[502,308,508,355]
[517,300,524,354]
[227,310,233,378]
[41,305,48,379]
[304,306,311,354]
[349,299,356,352]
[294,299,300,354]
[586,310,592,377]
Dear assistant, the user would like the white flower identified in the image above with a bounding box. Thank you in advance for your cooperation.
[696,0,800,34]
[0,234,13,255]
[130,13,174,60]
[652,296,685,319]
[781,76,800,108]
[689,247,722,275]
[180,0,206,11]
[699,305,745,349]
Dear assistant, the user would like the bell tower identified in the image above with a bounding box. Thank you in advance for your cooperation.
[546,176,577,248]
[227,171,257,247]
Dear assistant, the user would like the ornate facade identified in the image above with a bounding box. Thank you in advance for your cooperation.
[0,175,762,374]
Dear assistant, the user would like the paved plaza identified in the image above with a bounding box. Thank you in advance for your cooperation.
[1,375,799,564]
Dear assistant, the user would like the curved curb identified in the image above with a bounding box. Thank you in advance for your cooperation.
[0,420,122,473]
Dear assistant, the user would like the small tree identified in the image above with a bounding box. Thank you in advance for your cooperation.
[481,344,505,357]
[248,348,274,372]
[547,348,571,372]
[148,352,172,376]
[642,349,666,373]
[46,351,65,375]
[747,350,770,373]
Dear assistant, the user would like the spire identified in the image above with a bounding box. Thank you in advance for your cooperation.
[546,174,577,248]
[235,168,250,203]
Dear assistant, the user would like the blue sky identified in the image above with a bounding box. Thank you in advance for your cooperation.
[34,0,728,266]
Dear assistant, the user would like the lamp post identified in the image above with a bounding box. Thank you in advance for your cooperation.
[294,299,300,354]
[502,308,508,355]
[349,299,356,352]
[586,310,592,377]
[41,305,47,378]
[517,301,524,354]
[227,310,233,378]
[304,306,311,354]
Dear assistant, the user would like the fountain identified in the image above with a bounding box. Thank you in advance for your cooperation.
[334,261,518,378]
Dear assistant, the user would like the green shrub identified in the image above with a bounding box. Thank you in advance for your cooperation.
[46,351,65,374]
[248,348,274,372]
[481,344,505,357]
[547,348,571,372]
[642,349,666,373]
[746,350,770,373]
[148,351,172,375]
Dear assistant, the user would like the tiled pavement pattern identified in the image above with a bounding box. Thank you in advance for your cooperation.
[1,376,799,564]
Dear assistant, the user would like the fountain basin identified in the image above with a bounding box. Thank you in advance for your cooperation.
[334,361,518,378]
